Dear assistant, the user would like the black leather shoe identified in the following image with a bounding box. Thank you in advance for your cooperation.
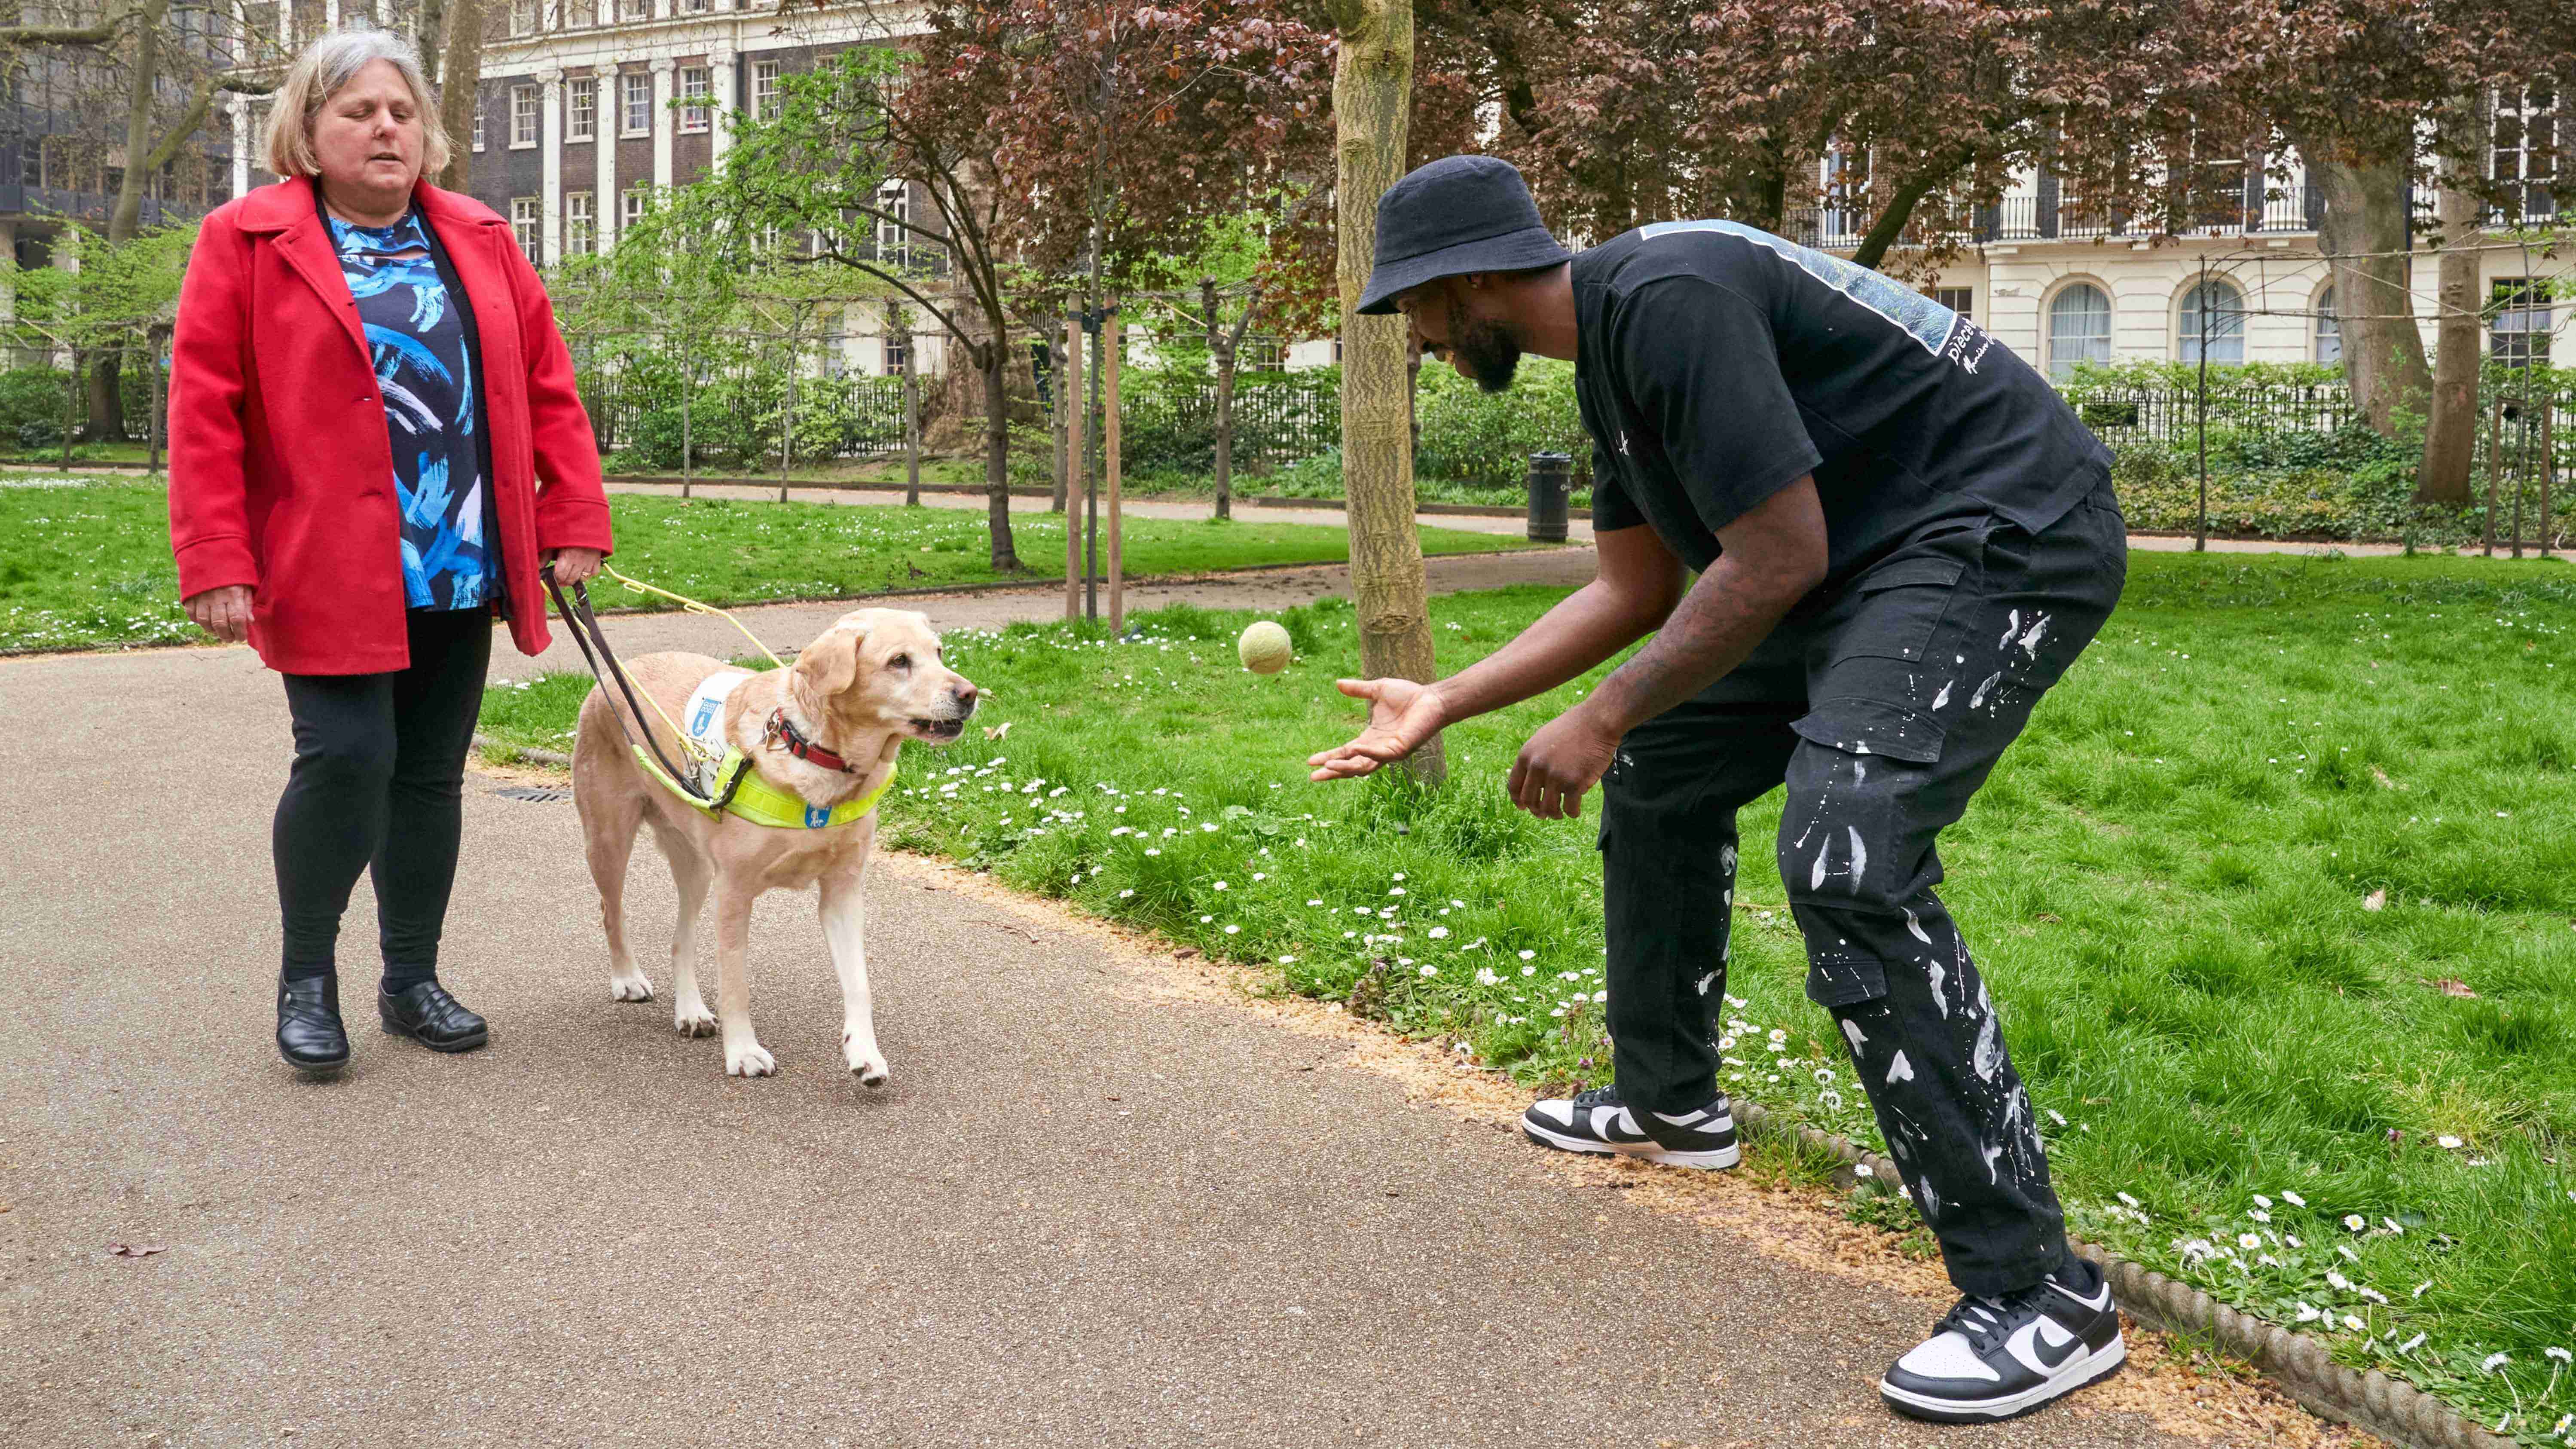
[378,981,489,1053]
[277,975,350,1074]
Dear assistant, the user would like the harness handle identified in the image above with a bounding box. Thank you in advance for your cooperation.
[543,574,717,805]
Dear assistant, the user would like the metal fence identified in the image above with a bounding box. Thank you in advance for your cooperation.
[2062,381,2359,444]
[1118,369,1339,473]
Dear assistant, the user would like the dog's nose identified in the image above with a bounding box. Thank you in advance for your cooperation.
[952,684,979,710]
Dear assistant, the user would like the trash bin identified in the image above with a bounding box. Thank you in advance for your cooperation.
[1525,452,1572,542]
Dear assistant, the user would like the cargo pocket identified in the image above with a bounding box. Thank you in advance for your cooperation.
[1787,695,1948,765]
[1802,955,1890,1009]
[1836,556,1968,663]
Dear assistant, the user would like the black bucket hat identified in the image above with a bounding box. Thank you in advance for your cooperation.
[1357,155,1573,315]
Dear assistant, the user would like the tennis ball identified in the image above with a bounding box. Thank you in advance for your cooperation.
[1237,619,1293,675]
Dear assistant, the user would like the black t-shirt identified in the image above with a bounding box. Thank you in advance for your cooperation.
[1574,221,2112,583]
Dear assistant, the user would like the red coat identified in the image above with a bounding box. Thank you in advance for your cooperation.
[167,176,614,674]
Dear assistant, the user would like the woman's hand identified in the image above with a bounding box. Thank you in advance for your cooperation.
[1308,677,1449,781]
[544,547,604,587]
[183,584,255,643]
[1509,704,1622,820]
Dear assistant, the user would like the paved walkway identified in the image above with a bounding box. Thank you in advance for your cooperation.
[611,477,2541,560]
[0,554,2354,1448]
[604,477,1594,541]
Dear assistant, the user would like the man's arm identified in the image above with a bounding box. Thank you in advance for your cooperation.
[1507,476,1827,818]
[1305,524,1686,781]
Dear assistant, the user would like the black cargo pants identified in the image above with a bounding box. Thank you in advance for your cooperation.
[1597,482,2127,1298]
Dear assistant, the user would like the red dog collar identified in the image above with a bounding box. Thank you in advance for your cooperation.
[764,708,859,773]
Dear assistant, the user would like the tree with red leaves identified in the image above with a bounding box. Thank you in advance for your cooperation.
[2152,0,2574,498]
[703,0,1330,569]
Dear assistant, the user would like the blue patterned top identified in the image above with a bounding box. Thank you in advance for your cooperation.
[329,209,488,611]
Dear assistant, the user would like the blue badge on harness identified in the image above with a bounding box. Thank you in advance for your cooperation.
[805,804,830,828]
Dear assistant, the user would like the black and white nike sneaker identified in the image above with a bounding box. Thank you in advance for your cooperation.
[1878,1257,2125,1423]
[1519,1086,1739,1170]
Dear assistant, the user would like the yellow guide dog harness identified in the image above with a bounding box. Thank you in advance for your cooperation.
[544,571,892,831]
[632,671,895,831]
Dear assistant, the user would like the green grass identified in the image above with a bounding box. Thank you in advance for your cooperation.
[0,477,1528,654]
[486,548,2576,1440]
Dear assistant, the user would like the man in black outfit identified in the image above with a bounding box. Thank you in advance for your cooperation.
[1308,155,2130,1423]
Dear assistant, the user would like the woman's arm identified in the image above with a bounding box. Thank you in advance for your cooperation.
[166,215,260,624]
[505,245,614,562]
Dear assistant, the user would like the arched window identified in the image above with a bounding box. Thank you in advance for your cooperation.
[2313,285,2341,364]
[2047,283,2114,380]
[2178,278,2246,364]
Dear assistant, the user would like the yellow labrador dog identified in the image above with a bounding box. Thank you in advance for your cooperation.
[571,608,976,1083]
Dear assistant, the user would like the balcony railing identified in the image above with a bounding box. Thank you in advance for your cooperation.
[1782,181,2561,253]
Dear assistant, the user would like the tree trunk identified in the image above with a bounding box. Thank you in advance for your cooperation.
[1747,144,1788,235]
[1213,353,1236,521]
[1849,146,1977,274]
[1201,276,1233,520]
[417,0,445,84]
[89,0,174,444]
[1050,343,1069,513]
[980,339,1019,570]
[2297,140,2434,440]
[1330,0,1444,785]
[434,0,486,192]
[2418,103,2483,505]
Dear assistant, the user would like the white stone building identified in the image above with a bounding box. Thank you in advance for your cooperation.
[226,0,946,377]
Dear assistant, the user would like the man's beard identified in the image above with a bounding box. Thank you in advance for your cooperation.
[1446,298,1524,394]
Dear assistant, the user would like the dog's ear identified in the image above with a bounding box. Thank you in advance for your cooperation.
[791,619,868,704]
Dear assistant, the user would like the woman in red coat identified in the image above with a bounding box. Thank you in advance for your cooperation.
[168,29,614,1076]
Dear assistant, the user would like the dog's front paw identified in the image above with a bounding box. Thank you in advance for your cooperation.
[609,972,654,1003]
[673,1001,718,1038]
[845,1033,891,1088]
[724,1040,777,1078]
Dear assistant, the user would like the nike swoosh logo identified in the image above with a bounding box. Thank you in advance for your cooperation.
[2032,1321,2082,1370]
[2050,1279,2115,1313]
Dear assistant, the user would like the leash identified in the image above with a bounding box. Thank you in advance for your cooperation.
[544,571,734,808]
[542,566,898,831]
[595,563,788,670]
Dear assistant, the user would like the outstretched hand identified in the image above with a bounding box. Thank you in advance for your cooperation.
[1308,677,1448,781]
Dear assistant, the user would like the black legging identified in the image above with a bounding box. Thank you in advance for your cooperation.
[275,608,492,990]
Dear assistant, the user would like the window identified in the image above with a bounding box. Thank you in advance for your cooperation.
[752,60,780,120]
[511,197,541,265]
[1241,334,1285,370]
[677,66,710,132]
[511,83,539,147]
[623,73,651,134]
[875,179,908,262]
[821,330,847,379]
[884,335,909,376]
[2178,278,2245,364]
[508,0,537,34]
[2313,285,2340,364]
[2492,278,2553,365]
[567,77,596,141]
[683,0,708,12]
[1934,287,1973,319]
[621,186,649,232]
[1821,146,1869,242]
[2046,283,2113,380]
[566,192,596,256]
[472,100,486,151]
[619,0,649,18]
[2492,86,2558,217]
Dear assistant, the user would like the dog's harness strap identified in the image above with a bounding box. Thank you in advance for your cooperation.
[545,575,715,806]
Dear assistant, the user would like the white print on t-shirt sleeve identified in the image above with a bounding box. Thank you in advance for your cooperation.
[1641,218,1965,360]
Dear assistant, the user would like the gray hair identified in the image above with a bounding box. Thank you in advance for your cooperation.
[262,28,454,181]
